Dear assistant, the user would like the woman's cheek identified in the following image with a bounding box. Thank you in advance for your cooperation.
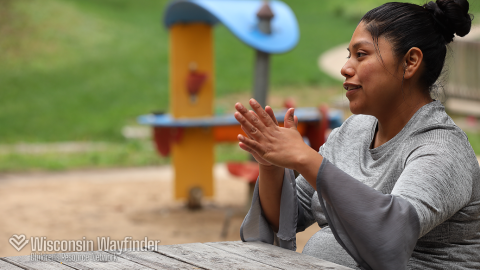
[359,61,388,90]
[358,60,377,80]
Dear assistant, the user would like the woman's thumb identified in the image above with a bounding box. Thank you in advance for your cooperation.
[284,108,297,129]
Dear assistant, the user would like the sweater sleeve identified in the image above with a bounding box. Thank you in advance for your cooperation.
[240,168,320,251]
[316,158,420,270]
[391,142,474,237]
[316,136,476,270]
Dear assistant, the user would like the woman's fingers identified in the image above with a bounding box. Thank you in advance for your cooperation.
[238,141,255,154]
[249,99,276,127]
[237,134,265,156]
[234,111,265,140]
[235,102,267,133]
[265,106,279,126]
[241,125,256,140]
[284,108,297,130]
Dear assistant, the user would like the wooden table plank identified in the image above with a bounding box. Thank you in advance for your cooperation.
[0,259,25,269]
[154,243,280,270]
[205,241,353,270]
[50,251,154,270]
[105,250,204,269]
[2,255,72,270]
[0,241,355,269]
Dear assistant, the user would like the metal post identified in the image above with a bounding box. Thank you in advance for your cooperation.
[253,51,270,107]
[248,1,275,204]
[253,1,274,107]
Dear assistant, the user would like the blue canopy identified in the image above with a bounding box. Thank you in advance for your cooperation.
[164,0,299,54]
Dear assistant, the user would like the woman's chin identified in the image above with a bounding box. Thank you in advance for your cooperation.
[348,102,363,115]
[349,101,359,114]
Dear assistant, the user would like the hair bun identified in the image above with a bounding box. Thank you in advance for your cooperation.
[424,0,473,43]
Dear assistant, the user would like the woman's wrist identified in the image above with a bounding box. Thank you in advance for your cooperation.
[259,163,281,171]
[259,164,284,177]
[259,164,284,181]
[294,147,324,190]
[293,145,316,171]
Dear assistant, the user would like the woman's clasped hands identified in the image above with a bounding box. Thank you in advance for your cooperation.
[234,98,313,171]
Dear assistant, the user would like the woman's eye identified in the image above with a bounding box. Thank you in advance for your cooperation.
[357,52,366,58]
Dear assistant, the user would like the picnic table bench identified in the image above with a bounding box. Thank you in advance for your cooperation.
[0,241,352,269]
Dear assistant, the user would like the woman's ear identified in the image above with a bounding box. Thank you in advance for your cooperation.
[403,47,423,80]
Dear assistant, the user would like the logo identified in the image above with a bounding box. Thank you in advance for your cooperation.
[9,234,29,251]
[8,235,161,256]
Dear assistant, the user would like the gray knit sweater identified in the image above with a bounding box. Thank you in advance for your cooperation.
[240,100,480,269]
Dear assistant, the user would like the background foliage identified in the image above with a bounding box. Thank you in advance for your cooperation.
[0,0,479,171]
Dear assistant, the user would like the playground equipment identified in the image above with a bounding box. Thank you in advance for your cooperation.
[138,0,343,201]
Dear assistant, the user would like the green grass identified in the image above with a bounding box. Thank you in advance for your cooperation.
[0,0,479,172]
[0,0,171,143]
[0,140,166,171]
[1,0,479,143]
[0,142,248,172]
[0,0,413,143]
[466,131,480,155]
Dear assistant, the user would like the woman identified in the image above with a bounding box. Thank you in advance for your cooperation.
[234,0,479,269]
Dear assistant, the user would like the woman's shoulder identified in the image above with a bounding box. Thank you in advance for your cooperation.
[406,101,471,147]
[403,102,479,169]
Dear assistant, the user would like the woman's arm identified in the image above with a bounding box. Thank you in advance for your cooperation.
[240,167,302,250]
[234,101,301,232]
[258,165,284,232]
[293,149,324,190]
[236,100,322,249]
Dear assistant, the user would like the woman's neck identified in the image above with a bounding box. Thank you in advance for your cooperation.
[371,95,433,149]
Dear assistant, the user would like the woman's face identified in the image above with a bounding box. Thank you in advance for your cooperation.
[341,22,405,116]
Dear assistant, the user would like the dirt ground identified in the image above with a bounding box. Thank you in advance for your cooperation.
[0,164,319,258]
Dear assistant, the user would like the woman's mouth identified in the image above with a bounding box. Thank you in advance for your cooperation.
[344,84,361,98]
[344,85,362,91]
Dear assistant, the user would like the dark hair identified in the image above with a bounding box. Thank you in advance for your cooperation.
[361,0,473,93]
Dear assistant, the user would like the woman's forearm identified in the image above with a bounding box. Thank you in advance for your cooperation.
[258,149,323,233]
[258,164,285,232]
[294,148,324,191]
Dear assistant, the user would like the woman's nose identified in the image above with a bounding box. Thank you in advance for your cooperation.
[341,62,354,78]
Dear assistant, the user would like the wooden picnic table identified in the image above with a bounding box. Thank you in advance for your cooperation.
[0,241,353,269]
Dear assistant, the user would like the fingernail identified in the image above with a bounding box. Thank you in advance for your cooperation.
[250,99,257,105]
[238,135,245,141]
[235,113,243,119]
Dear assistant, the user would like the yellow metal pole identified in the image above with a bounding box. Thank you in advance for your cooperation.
[169,23,215,200]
